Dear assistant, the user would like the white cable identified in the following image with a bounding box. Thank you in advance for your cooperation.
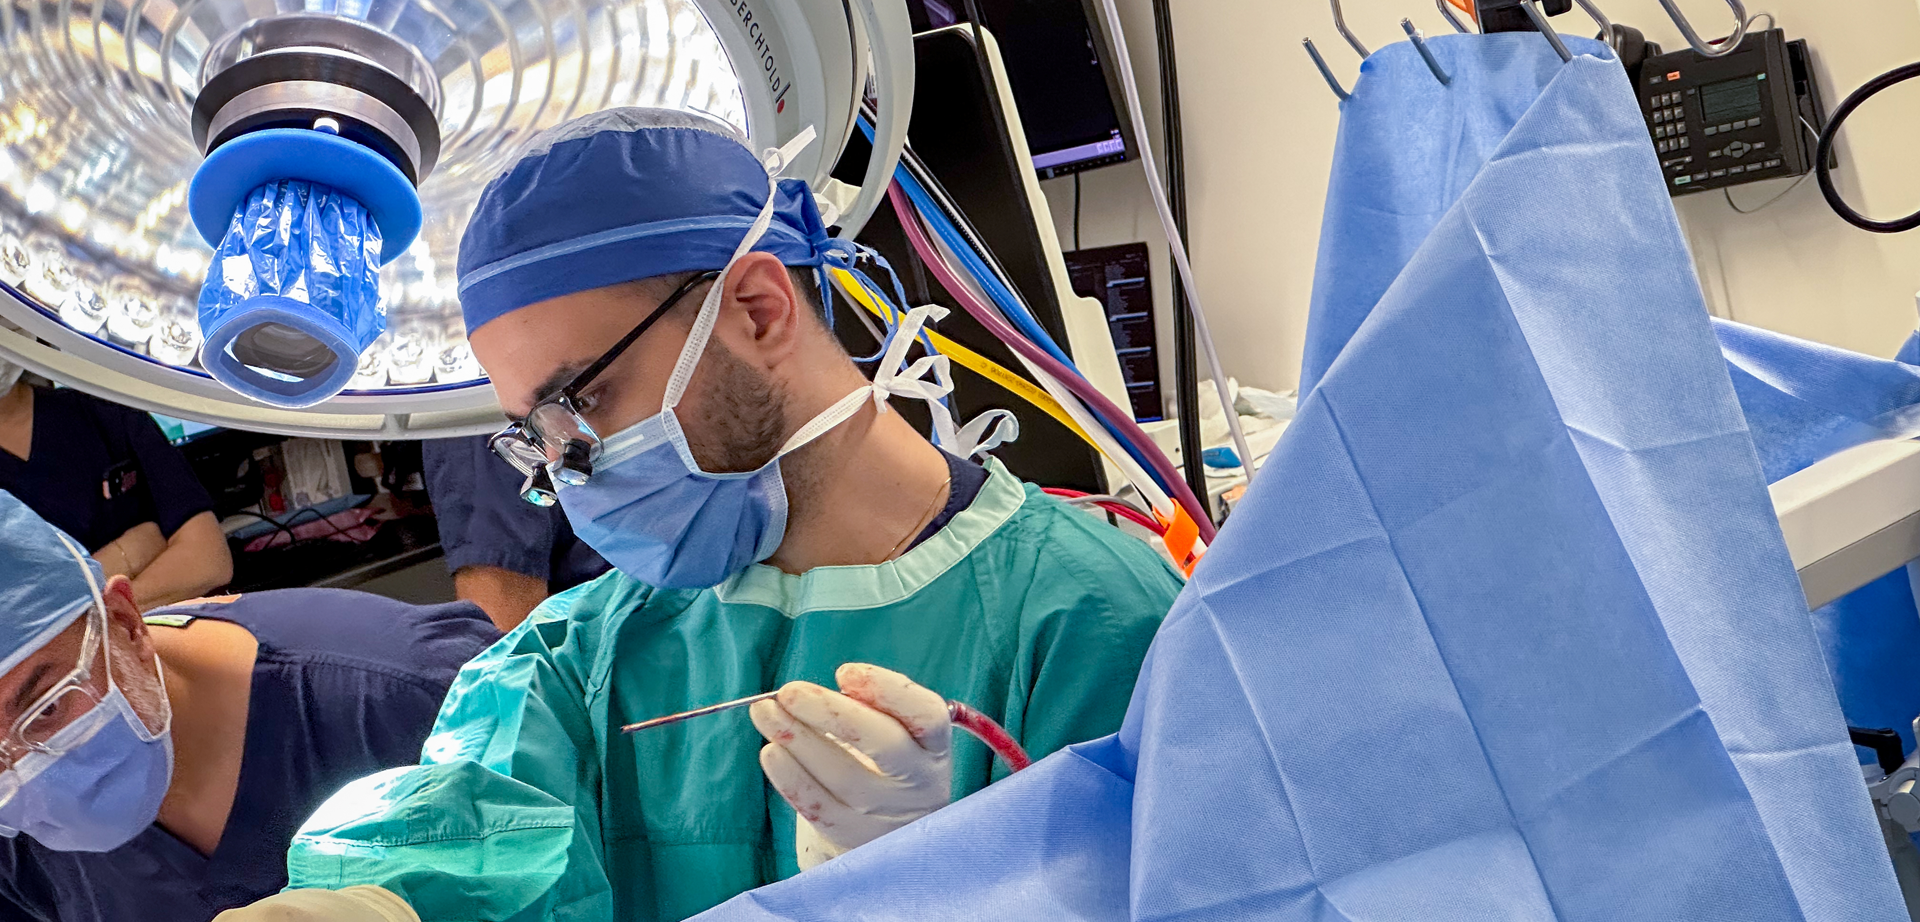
[1092,0,1258,478]
[1028,357,1176,519]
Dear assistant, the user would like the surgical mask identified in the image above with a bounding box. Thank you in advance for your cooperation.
[0,360,22,391]
[559,136,1015,589]
[0,534,173,852]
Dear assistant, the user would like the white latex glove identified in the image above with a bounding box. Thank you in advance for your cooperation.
[212,887,419,922]
[751,663,952,869]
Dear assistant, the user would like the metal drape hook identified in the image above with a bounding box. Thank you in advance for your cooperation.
[1655,0,1748,58]
[1302,38,1352,100]
[1437,0,1474,33]
[1572,0,1617,50]
[1401,20,1452,85]
[1519,0,1574,62]
[1331,0,1371,58]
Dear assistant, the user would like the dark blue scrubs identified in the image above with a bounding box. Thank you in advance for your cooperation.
[0,589,501,921]
[423,435,609,592]
[0,387,213,552]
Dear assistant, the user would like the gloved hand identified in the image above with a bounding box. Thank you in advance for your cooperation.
[211,886,419,922]
[751,663,952,870]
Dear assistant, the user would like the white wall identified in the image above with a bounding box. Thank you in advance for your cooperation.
[1043,0,1920,397]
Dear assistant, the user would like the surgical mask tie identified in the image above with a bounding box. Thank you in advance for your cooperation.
[656,126,818,416]
[810,241,1016,458]
[864,305,1018,460]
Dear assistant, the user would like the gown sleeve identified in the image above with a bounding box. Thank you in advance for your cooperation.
[1008,502,1185,773]
[284,583,630,922]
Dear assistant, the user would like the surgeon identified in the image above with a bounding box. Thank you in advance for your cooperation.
[215,107,1183,922]
[0,491,500,920]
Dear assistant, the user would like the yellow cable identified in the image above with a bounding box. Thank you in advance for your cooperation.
[829,268,1095,446]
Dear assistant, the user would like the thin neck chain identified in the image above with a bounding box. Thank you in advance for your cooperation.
[886,472,953,560]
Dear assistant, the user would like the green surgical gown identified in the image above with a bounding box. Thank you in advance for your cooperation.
[285,461,1182,921]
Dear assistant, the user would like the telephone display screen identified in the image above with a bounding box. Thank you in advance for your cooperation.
[1701,76,1764,123]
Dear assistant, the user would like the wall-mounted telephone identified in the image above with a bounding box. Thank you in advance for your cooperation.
[1638,29,1829,197]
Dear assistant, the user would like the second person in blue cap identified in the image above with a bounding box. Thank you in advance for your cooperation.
[218,107,1182,922]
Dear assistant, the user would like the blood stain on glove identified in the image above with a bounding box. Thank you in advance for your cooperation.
[837,663,945,740]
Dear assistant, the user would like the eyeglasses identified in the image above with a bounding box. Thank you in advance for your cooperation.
[490,270,721,506]
[0,608,107,770]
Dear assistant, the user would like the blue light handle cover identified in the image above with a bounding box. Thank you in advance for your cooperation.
[196,179,385,408]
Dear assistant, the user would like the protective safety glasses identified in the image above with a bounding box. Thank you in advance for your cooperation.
[489,270,720,506]
[0,608,107,770]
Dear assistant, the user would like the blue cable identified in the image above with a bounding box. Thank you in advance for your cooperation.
[855,118,1076,371]
[895,171,1080,373]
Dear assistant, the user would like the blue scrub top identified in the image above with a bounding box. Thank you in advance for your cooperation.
[0,387,213,552]
[0,589,501,921]
[423,435,609,592]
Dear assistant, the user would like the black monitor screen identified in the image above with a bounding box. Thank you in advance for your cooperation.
[908,0,1134,178]
[1066,243,1163,422]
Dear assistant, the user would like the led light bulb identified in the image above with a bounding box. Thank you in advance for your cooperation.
[21,242,73,305]
[432,312,482,383]
[349,333,391,389]
[0,233,28,286]
[385,328,436,385]
[58,286,107,336]
[105,282,159,348]
[149,303,203,367]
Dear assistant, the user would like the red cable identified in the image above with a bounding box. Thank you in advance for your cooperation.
[1043,487,1166,534]
[948,700,1031,771]
[1043,487,1168,536]
[1096,501,1167,534]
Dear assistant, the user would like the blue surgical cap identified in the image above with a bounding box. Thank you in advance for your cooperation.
[0,492,103,678]
[457,107,834,334]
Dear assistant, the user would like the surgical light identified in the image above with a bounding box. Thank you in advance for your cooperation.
[0,0,913,437]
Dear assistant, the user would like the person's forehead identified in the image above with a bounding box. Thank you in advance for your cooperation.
[469,286,671,412]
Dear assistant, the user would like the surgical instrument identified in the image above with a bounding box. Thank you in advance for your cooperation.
[623,691,1035,771]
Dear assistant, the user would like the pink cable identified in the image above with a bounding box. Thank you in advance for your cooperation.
[888,183,1218,543]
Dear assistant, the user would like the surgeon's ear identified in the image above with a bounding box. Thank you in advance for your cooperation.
[724,252,805,366]
[100,575,152,651]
